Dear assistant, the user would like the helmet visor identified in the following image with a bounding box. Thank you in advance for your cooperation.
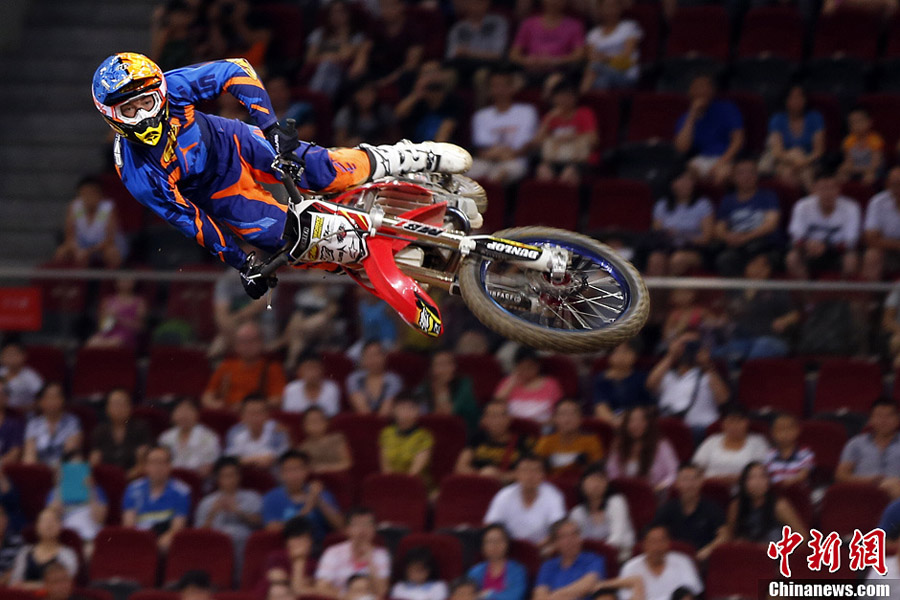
[112,89,165,126]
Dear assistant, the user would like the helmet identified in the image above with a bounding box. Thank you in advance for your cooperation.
[92,52,168,146]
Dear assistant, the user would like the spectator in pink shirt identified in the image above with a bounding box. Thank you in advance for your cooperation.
[509,0,585,83]
[493,348,564,424]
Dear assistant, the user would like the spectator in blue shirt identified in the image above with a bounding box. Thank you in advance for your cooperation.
[122,445,190,551]
[533,520,642,600]
[674,74,745,187]
[262,449,343,541]
[714,159,782,276]
[23,383,82,467]
[467,523,528,600]
[0,379,24,466]
[761,86,825,190]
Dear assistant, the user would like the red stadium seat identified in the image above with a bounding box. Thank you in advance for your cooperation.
[508,540,542,579]
[856,94,900,162]
[171,468,203,512]
[540,355,580,400]
[240,529,284,590]
[509,417,542,441]
[314,470,354,511]
[610,477,656,533]
[813,9,880,60]
[129,592,177,600]
[36,276,87,316]
[25,345,67,384]
[814,359,883,415]
[455,353,504,405]
[419,414,467,484]
[760,178,805,226]
[0,588,40,600]
[549,474,580,510]
[386,350,430,389]
[840,181,876,208]
[5,463,54,521]
[72,347,137,399]
[798,419,847,483]
[775,482,813,529]
[705,541,775,598]
[434,474,502,530]
[807,93,844,152]
[737,7,804,60]
[396,533,464,579]
[581,540,619,577]
[587,178,653,233]
[819,482,890,537]
[658,418,694,463]
[164,274,217,342]
[626,93,689,143]
[361,473,428,532]
[145,346,211,400]
[623,4,661,64]
[165,528,235,589]
[581,92,621,152]
[330,413,390,481]
[666,6,729,60]
[581,418,614,454]
[240,465,279,496]
[320,351,355,391]
[477,180,508,233]
[199,408,240,442]
[737,359,806,417]
[92,464,127,525]
[700,478,732,511]
[273,410,305,445]
[130,405,169,439]
[292,87,334,146]
[514,180,579,230]
[721,91,768,155]
[90,527,158,587]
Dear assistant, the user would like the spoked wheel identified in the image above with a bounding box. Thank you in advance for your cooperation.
[458,227,649,353]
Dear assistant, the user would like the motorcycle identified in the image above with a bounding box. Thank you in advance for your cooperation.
[254,151,649,354]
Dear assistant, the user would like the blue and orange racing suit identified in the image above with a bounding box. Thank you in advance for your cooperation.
[113,58,372,269]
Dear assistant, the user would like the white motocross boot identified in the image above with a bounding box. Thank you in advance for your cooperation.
[360,140,472,179]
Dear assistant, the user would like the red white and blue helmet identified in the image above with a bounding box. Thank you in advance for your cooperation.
[92,52,168,146]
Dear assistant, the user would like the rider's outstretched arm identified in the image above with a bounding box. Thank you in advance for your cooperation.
[164,58,277,131]
[123,163,247,269]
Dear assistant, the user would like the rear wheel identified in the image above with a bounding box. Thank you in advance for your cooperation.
[458,227,649,353]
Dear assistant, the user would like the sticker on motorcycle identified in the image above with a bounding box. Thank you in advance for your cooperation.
[415,295,442,337]
[302,213,368,265]
[481,239,542,260]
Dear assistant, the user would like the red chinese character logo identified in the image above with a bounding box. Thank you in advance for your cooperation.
[767,525,804,577]
[849,528,887,576]
[807,529,842,573]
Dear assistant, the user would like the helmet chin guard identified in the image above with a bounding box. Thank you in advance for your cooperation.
[92,52,169,146]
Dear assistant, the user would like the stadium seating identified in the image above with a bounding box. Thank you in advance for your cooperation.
[455,353,504,405]
[819,482,890,536]
[386,350,430,389]
[665,6,729,61]
[813,9,880,60]
[514,180,579,231]
[737,358,806,417]
[705,541,776,599]
[797,419,847,483]
[330,413,390,481]
[395,533,464,580]
[145,346,211,400]
[581,539,620,577]
[361,473,429,532]
[90,527,158,588]
[419,414,468,484]
[433,475,502,530]
[814,359,883,415]
[586,179,654,235]
[736,6,804,60]
[164,529,235,589]
[626,93,690,143]
[658,417,695,463]
[93,463,128,525]
[610,477,656,533]
[25,344,67,383]
[5,463,54,521]
[240,530,284,591]
[71,346,137,399]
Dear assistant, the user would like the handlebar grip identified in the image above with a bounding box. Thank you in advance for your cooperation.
[258,252,290,280]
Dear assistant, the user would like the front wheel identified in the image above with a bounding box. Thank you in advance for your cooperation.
[458,227,649,353]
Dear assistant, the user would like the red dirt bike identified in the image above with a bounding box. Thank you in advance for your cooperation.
[254,154,649,353]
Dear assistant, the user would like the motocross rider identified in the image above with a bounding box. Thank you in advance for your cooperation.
[92,53,472,298]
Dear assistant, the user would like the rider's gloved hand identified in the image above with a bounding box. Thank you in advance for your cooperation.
[239,253,277,300]
[264,121,300,156]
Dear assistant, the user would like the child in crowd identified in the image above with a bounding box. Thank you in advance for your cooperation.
[390,547,449,600]
[838,107,884,185]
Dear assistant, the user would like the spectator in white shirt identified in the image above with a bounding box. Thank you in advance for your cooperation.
[315,507,391,597]
[646,331,730,436]
[483,454,566,546]
[786,172,861,279]
[863,166,900,280]
[225,395,289,469]
[282,353,341,417]
[0,342,43,411]
[618,526,703,600]
[692,404,770,484]
[466,67,539,184]
[158,397,221,478]
[581,0,642,92]
[391,546,449,600]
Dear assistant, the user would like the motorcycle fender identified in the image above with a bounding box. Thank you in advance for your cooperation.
[361,237,443,337]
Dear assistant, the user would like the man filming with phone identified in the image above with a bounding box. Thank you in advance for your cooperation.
[646,331,730,439]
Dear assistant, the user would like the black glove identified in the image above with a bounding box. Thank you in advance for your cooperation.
[264,120,300,156]
[239,253,277,300]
